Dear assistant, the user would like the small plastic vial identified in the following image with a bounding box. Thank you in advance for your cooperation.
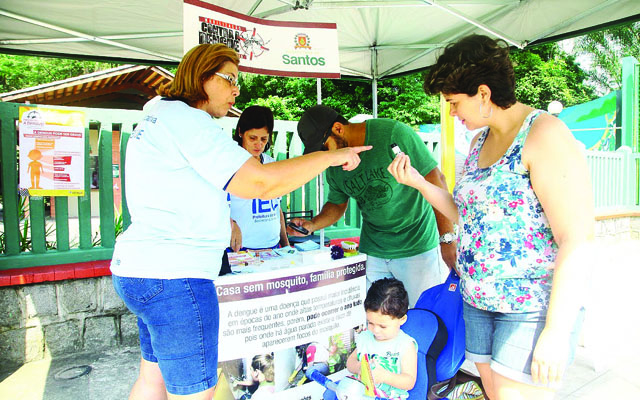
[390,143,401,157]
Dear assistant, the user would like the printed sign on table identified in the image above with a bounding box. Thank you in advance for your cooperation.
[183,0,340,78]
[18,107,85,197]
[214,257,367,399]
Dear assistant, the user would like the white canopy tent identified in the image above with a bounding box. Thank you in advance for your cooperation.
[1,0,639,80]
[1,0,638,245]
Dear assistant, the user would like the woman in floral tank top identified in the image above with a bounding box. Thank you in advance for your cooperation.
[388,35,594,400]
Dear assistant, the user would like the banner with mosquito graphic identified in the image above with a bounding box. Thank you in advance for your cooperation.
[183,0,340,78]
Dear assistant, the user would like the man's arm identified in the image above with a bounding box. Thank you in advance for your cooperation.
[230,218,242,252]
[424,168,457,272]
[278,209,290,247]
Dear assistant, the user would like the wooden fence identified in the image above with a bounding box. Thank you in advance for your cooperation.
[1,102,638,269]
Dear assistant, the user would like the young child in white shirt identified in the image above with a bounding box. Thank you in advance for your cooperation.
[346,278,418,399]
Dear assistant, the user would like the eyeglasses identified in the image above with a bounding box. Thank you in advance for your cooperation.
[214,72,241,90]
[320,128,332,151]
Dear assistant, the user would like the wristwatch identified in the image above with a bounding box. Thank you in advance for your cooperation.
[439,232,456,244]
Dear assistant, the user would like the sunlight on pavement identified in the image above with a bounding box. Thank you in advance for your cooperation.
[0,357,50,400]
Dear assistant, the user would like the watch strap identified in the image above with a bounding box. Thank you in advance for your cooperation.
[439,232,456,244]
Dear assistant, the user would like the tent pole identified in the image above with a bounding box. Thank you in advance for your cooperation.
[372,46,378,118]
[440,95,456,192]
[316,77,325,248]
[372,78,378,118]
[621,56,639,152]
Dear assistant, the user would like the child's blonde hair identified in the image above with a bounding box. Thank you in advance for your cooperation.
[252,353,274,382]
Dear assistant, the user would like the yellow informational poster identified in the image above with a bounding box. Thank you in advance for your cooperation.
[18,107,86,197]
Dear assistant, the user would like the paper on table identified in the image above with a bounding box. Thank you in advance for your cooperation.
[294,240,321,252]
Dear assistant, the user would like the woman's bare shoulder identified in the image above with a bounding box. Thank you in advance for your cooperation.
[523,112,584,166]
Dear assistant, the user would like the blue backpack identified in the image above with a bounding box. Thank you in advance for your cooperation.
[401,307,448,399]
[402,270,466,399]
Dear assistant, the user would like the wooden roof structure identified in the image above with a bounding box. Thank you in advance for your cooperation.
[1,64,172,109]
[0,64,241,116]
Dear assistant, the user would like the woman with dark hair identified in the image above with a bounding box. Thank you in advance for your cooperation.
[110,43,369,400]
[228,105,289,251]
[232,105,274,151]
[388,34,593,399]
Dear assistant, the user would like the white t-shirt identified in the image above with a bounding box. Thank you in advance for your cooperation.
[229,153,282,249]
[110,99,252,279]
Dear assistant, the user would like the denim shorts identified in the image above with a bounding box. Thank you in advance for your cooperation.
[463,302,583,386]
[112,275,219,395]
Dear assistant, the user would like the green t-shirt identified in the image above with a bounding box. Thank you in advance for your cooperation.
[326,119,439,259]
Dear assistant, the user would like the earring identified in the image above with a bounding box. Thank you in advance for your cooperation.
[480,103,493,119]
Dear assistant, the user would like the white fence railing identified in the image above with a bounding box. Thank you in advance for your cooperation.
[586,147,640,210]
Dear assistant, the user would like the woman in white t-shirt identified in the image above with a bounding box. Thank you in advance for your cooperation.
[228,106,289,251]
[110,43,370,400]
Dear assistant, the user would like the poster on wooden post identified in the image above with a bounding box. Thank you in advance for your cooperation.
[18,106,86,197]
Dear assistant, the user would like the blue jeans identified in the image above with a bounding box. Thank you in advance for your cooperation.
[112,275,219,395]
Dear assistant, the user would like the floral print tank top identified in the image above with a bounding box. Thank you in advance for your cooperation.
[453,110,557,313]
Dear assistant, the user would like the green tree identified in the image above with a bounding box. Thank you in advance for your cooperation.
[1,43,597,127]
[0,54,114,93]
[377,73,440,126]
[236,72,440,127]
[511,43,596,110]
[236,73,373,121]
[574,22,640,93]
[317,77,373,118]
[237,42,595,127]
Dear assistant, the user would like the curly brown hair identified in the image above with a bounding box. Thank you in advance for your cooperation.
[423,34,516,109]
[364,278,408,319]
[157,43,239,106]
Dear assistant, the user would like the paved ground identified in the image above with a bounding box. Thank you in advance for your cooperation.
[1,239,638,399]
[555,238,640,399]
[0,347,139,400]
[4,341,639,400]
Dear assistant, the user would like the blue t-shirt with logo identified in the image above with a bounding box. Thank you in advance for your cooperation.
[229,153,282,249]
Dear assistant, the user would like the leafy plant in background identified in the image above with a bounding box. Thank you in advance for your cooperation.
[0,196,57,253]
[574,21,640,94]
[377,73,441,126]
[511,43,596,110]
[92,210,125,247]
[0,197,124,253]
[235,42,598,128]
[236,72,439,128]
[0,54,115,93]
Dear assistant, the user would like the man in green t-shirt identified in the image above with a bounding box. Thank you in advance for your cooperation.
[288,105,456,306]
